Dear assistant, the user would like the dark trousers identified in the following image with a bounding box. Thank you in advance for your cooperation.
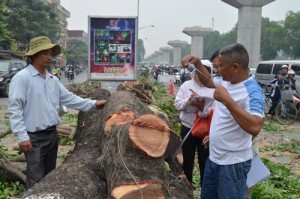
[25,129,58,188]
[180,124,209,187]
[268,96,280,116]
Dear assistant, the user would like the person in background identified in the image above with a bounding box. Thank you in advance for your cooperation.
[180,66,191,84]
[266,70,287,118]
[275,64,288,79]
[67,64,75,81]
[210,49,222,85]
[8,36,107,189]
[174,61,215,188]
[182,43,264,199]
[284,69,300,107]
[280,64,288,76]
[51,64,61,80]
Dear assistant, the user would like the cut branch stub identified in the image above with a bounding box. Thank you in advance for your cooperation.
[104,110,136,134]
[129,114,170,158]
[112,182,164,199]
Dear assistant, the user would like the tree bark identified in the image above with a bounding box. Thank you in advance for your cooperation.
[17,90,192,199]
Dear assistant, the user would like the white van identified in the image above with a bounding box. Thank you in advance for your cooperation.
[255,60,300,94]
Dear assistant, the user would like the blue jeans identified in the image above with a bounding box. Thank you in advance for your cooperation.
[201,158,251,199]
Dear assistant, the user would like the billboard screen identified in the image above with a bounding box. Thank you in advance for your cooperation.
[88,16,137,80]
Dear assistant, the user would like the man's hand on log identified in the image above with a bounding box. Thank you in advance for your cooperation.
[19,140,32,152]
[95,99,107,109]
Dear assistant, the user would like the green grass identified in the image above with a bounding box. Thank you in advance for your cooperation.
[260,139,300,154]
[252,158,300,199]
[61,112,78,128]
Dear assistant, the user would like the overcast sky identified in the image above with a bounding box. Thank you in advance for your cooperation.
[60,0,299,57]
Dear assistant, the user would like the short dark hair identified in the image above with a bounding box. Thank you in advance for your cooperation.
[210,48,220,62]
[219,43,249,69]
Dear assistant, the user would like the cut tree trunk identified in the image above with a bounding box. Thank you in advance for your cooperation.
[17,90,192,199]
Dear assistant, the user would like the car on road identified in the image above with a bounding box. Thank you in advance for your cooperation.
[255,60,300,94]
[0,59,26,96]
[249,67,256,76]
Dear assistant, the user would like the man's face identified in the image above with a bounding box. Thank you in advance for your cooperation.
[212,56,221,76]
[288,74,295,79]
[34,49,53,68]
[218,55,234,82]
[282,68,288,74]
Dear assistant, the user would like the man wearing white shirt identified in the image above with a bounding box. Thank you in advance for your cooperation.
[8,36,106,188]
[182,43,264,199]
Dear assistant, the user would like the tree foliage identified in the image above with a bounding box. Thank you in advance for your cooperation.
[65,39,88,65]
[202,13,300,61]
[6,0,60,51]
[260,17,285,60]
[181,44,191,59]
[137,39,145,62]
[202,25,237,59]
[0,0,14,49]
[284,11,300,59]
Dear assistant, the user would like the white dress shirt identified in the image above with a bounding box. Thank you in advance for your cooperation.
[8,65,96,142]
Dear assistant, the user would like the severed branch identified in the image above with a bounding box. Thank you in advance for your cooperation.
[56,126,77,139]
[0,128,12,139]
[122,82,154,104]
[0,157,26,183]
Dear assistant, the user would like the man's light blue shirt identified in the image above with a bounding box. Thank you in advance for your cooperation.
[8,65,96,142]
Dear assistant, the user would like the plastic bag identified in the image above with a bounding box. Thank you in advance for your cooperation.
[192,108,214,138]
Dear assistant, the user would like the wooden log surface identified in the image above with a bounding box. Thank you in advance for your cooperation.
[17,90,192,199]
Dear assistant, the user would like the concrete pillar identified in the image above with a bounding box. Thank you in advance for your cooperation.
[154,51,163,65]
[221,0,275,67]
[152,54,158,65]
[159,47,173,65]
[167,40,188,66]
[144,55,152,64]
[149,55,155,64]
[183,26,213,58]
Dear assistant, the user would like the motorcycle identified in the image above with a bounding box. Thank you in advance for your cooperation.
[67,70,74,82]
[175,72,181,85]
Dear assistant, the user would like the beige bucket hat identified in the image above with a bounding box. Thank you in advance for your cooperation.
[24,36,61,57]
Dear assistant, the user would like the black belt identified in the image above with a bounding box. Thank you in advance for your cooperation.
[28,126,57,134]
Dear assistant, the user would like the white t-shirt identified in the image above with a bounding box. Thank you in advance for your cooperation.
[209,77,264,165]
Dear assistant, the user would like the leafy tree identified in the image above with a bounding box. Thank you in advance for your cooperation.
[0,0,14,49]
[220,25,237,46]
[137,38,145,62]
[65,39,88,66]
[6,0,60,51]
[203,31,223,59]
[260,17,285,60]
[181,44,191,59]
[204,26,237,59]
[284,11,300,59]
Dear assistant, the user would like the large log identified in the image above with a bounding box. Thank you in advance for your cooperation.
[18,89,110,198]
[17,90,192,199]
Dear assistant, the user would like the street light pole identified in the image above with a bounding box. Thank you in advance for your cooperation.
[139,25,155,30]
[137,0,140,21]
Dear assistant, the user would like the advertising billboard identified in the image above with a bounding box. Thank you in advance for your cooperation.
[88,16,137,80]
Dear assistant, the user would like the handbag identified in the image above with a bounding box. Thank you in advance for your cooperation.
[191,108,214,138]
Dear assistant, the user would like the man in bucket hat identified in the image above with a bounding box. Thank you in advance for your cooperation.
[8,36,107,189]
